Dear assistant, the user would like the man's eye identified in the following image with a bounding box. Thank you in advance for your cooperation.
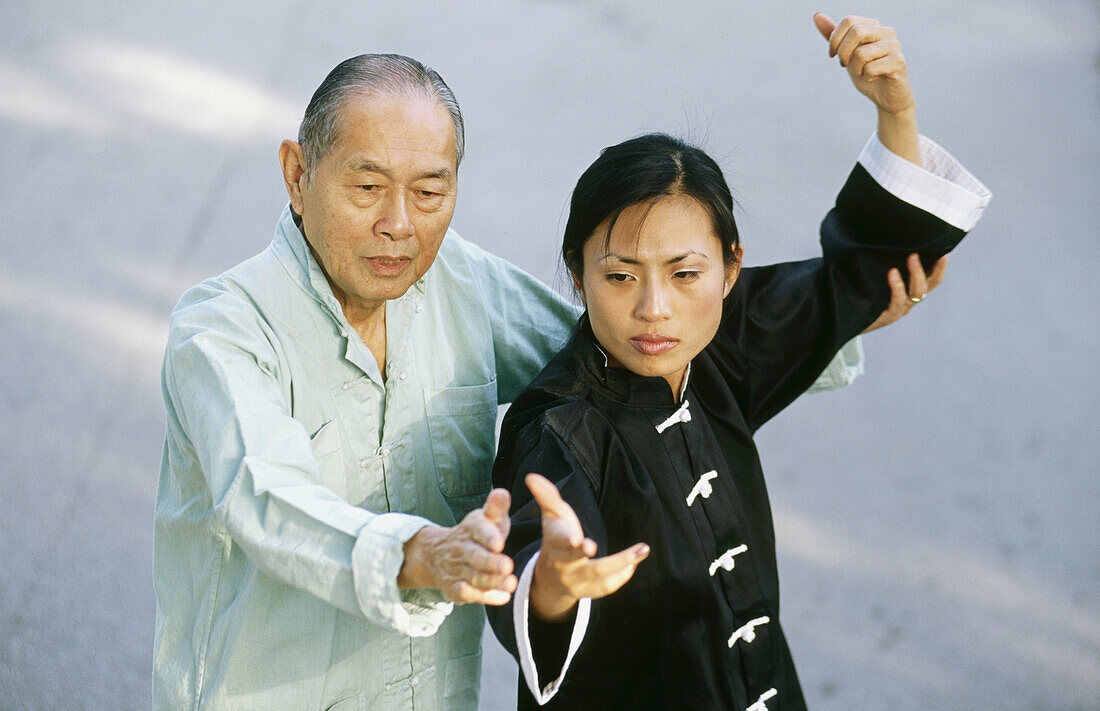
[359,185,379,192]
[416,190,441,199]
[606,273,632,283]
[674,270,701,281]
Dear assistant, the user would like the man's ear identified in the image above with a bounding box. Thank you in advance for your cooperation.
[723,244,743,298]
[279,140,308,214]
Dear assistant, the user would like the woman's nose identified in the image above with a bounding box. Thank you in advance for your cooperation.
[635,282,671,321]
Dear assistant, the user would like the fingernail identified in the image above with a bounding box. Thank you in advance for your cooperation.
[638,545,650,557]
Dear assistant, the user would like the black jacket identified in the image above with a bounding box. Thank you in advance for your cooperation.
[487,165,968,710]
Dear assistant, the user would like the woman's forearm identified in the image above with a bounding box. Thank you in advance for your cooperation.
[877,105,921,166]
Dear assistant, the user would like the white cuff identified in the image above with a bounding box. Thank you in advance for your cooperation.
[858,133,992,232]
[351,513,453,637]
[514,551,592,704]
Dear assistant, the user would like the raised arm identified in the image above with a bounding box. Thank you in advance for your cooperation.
[814,13,920,164]
[708,15,990,431]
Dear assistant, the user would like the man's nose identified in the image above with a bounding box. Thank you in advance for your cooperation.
[635,281,671,321]
[376,190,414,241]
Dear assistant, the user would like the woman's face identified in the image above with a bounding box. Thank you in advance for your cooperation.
[574,194,741,396]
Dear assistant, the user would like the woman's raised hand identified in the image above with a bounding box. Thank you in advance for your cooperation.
[526,473,649,623]
[813,13,913,115]
[814,12,921,165]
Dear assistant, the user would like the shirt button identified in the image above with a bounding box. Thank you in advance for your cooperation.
[358,458,369,468]
[414,305,423,314]
[342,382,352,390]
[380,448,390,457]
[399,371,407,381]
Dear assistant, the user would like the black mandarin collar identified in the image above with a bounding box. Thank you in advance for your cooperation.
[565,313,684,408]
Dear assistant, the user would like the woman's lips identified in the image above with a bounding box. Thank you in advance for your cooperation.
[628,334,679,355]
[364,256,411,276]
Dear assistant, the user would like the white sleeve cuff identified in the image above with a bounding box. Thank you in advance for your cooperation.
[858,133,992,232]
[806,336,865,393]
[351,513,454,637]
[514,551,592,705]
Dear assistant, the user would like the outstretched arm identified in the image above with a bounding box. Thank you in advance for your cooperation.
[526,473,649,622]
[398,488,518,606]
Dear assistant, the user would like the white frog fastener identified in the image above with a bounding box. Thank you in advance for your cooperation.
[746,688,778,711]
[686,470,718,507]
[708,545,748,576]
[655,399,692,433]
[727,616,770,647]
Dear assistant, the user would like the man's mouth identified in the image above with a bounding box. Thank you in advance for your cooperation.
[364,256,411,276]
[628,334,680,355]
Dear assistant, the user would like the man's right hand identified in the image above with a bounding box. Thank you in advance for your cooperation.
[398,488,518,605]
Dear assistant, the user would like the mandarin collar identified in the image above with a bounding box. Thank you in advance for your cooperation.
[567,313,687,408]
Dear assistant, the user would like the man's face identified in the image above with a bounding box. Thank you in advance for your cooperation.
[288,92,458,314]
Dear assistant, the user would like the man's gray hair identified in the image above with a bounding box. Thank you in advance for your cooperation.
[297,54,465,175]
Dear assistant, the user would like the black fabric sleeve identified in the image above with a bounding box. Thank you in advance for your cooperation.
[486,422,607,681]
[709,163,967,432]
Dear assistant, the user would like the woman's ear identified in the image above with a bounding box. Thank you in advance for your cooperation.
[723,244,743,298]
[571,270,587,304]
[565,256,587,304]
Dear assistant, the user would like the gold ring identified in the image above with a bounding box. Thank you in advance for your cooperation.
[908,294,925,304]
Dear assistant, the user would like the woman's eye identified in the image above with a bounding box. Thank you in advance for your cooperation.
[674,270,702,281]
[606,273,632,283]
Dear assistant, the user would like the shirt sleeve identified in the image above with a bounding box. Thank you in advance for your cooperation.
[511,553,593,704]
[485,419,607,704]
[710,133,991,431]
[163,288,452,637]
[456,239,582,404]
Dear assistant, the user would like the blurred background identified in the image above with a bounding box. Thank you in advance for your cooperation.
[1,1,1097,709]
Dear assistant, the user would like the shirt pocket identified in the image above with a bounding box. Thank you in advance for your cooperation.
[424,380,498,500]
[309,419,347,496]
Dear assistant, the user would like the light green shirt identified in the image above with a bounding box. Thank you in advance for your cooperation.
[153,205,863,711]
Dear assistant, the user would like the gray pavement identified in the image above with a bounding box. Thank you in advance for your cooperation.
[1,1,1097,709]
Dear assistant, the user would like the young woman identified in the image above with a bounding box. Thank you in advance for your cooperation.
[486,14,991,711]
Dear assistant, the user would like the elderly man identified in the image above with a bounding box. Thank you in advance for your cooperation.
[153,54,940,710]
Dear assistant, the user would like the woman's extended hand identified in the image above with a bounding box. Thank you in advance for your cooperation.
[526,473,649,623]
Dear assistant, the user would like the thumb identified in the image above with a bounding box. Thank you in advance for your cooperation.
[526,473,584,544]
[813,12,835,41]
[482,488,511,523]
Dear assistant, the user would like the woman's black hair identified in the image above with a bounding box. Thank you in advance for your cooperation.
[562,133,740,277]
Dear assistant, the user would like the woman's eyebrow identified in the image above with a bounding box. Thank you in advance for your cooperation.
[598,250,710,265]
